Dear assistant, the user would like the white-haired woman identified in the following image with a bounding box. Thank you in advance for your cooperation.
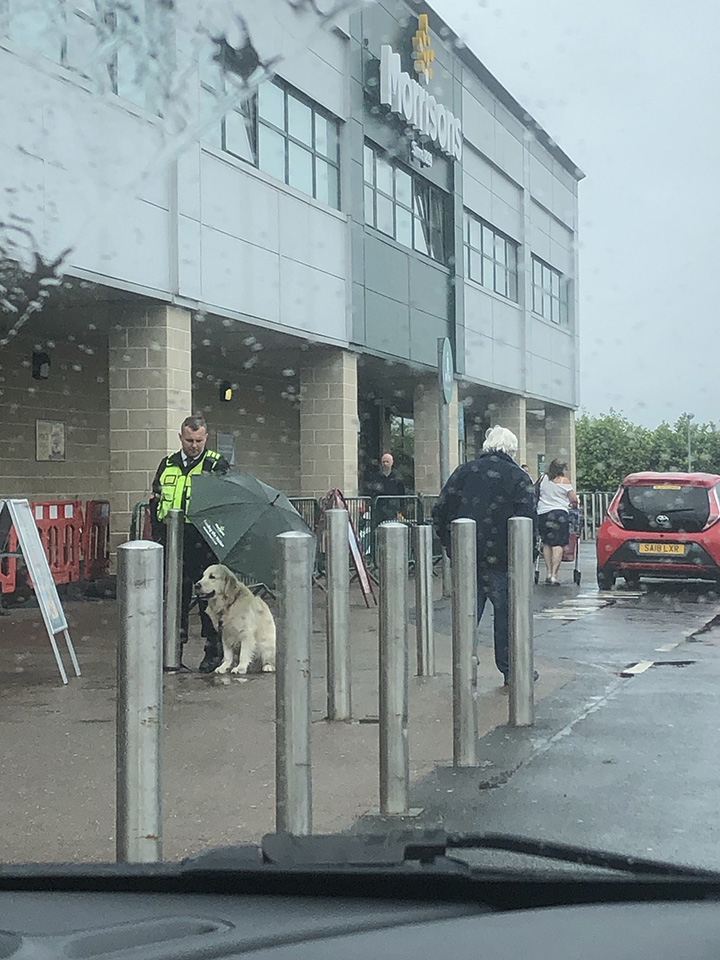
[432,424,538,688]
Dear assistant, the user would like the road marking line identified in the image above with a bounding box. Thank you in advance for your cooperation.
[655,642,680,652]
[620,660,654,677]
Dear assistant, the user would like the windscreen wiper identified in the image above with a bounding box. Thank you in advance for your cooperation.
[258,830,720,881]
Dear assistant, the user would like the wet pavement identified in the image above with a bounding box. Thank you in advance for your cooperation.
[1,542,718,867]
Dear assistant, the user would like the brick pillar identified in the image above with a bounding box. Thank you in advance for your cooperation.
[413,379,459,494]
[109,305,192,556]
[545,404,576,483]
[489,394,527,466]
[299,350,358,497]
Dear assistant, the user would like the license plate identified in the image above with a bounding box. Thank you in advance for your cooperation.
[638,543,686,555]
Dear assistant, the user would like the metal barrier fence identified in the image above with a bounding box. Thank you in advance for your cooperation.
[577,491,615,540]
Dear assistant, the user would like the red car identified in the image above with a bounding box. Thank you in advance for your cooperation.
[596,472,720,589]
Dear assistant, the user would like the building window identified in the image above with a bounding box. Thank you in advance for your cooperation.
[363,142,447,264]
[201,75,340,209]
[532,255,568,324]
[463,211,518,301]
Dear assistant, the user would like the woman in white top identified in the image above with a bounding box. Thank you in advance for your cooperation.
[537,459,579,584]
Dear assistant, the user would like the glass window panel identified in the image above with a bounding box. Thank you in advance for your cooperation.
[494,235,506,265]
[469,217,481,251]
[225,107,256,162]
[288,141,313,195]
[258,81,285,130]
[395,169,412,208]
[65,13,97,75]
[364,145,374,184]
[508,268,518,302]
[115,43,146,106]
[463,215,470,244]
[364,185,375,225]
[315,115,338,161]
[469,249,481,282]
[482,225,494,256]
[200,86,222,149]
[429,190,445,262]
[396,206,413,248]
[482,256,494,289]
[506,243,517,274]
[377,194,394,237]
[376,156,393,197]
[495,265,507,297]
[543,265,553,293]
[315,158,339,208]
[8,1,60,59]
[533,258,542,286]
[551,271,560,297]
[287,94,312,146]
[414,216,429,255]
[543,292,553,319]
[258,124,286,182]
[560,297,569,325]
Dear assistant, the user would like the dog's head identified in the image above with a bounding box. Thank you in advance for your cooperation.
[194,564,248,605]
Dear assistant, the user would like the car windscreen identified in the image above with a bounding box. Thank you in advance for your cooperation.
[618,484,710,533]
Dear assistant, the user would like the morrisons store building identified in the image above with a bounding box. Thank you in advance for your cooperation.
[0,0,583,554]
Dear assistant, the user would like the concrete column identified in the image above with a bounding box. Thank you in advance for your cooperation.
[545,404,576,483]
[490,394,527,466]
[299,350,358,497]
[413,379,459,494]
[109,305,192,555]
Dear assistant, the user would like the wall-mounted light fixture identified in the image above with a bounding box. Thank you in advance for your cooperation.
[32,351,51,380]
[218,380,233,402]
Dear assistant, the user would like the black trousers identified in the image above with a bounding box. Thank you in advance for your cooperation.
[180,526,222,662]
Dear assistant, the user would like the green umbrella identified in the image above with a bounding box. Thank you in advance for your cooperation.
[187,473,312,587]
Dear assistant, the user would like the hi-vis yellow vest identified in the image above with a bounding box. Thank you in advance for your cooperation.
[156,450,222,523]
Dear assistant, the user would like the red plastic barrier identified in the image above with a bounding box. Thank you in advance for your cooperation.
[0,528,18,595]
[30,500,83,584]
[83,499,111,580]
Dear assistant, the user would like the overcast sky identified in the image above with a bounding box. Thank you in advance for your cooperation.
[432,0,720,428]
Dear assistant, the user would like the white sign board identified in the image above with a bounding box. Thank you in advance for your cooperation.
[0,499,80,684]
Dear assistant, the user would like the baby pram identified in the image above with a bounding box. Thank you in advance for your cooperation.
[534,507,581,585]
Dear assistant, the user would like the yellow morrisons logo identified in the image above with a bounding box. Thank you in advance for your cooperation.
[412,14,434,85]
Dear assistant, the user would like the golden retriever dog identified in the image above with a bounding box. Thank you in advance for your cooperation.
[194,564,276,675]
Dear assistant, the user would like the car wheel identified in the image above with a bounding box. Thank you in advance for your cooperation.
[597,568,615,590]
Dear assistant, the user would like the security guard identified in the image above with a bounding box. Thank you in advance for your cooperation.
[150,415,230,672]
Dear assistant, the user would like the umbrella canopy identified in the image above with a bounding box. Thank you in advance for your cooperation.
[187,473,312,587]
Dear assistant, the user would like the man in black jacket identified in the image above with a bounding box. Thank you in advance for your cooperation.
[432,425,537,687]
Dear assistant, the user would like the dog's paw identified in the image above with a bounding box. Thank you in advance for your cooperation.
[214,664,231,675]
[261,663,276,673]
[230,664,249,675]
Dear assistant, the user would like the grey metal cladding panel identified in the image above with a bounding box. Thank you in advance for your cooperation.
[352,281,366,343]
[350,219,366,278]
[552,159,578,192]
[463,327,494,382]
[491,167,522,208]
[529,199,552,236]
[365,288,410,357]
[462,69,497,114]
[550,216,573,248]
[552,179,576,229]
[549,240,571,275]
[463,175,492,222]
[463,282,493,338]
[409,308,451,366]
[493,297,523,349]
[348,156,364,221]
[463,145,493,188]
[462,88,494,157]
[364,233,409,302]
[529,154,554,209]
[529,222,551,262]
[494,126,524,185]
[407,258,450,319]
[490,196,522,240]
[361,2,406,56]
[493,102,526,143]
[493,339,524,392]
[528,137,554,172]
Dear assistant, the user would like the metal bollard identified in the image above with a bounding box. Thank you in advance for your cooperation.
[326,509,351,720]
[413,524,435,676]
[508,516,534,727]
[116,540,163,863]
[276,531,314,835]
[377,522,410,815]
[451,518,478,766]
[163,509,183,672]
